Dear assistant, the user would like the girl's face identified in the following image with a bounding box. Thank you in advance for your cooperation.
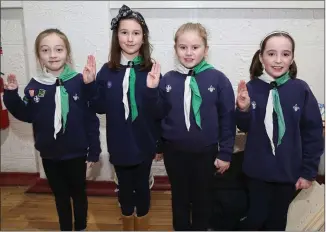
[175,31,208,69]
[39,33,68,76]
[259,36,294,78]
[118,19,143,60]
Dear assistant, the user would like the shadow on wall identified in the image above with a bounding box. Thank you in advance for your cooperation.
[1,114,34,151]
[0,127,9,146]
[7,114,34,140]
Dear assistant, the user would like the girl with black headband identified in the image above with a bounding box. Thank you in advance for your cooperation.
[236,31,324,230]
[83,5,161,231]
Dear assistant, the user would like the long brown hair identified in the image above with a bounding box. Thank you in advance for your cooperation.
[108,17,153,71]
[249,31,297,80]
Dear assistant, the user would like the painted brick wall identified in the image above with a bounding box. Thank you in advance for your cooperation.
[1,1,324,180]
[1,8,37,173]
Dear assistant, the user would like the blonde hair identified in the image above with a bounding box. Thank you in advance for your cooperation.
[174,22,208,47]
[34,28,72,65]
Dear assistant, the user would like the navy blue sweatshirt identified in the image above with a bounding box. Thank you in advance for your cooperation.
[3,73,101,162]
[144,69,236,162]
[236,78,324,183]
[89,63,160,166]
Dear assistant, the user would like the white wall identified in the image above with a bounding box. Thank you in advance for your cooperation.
[1,7,38,173]
[1,1,324,180]
[139,8,324,102]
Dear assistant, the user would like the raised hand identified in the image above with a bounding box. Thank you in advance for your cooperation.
[4,74,18,90]
[83,55,96,84]
[236,80,250,111]
[147,62,161,88]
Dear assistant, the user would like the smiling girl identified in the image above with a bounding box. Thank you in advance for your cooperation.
[236,31,324,230]
[84,5,161,231]
[3,28,101,231]
[145,22,236,231]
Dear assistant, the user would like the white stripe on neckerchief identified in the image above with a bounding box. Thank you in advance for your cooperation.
[120,53,132,120]
[258,70,276,155]
[175,63,193,131]
[33,67,62,139]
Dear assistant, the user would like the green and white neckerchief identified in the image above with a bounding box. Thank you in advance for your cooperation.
[175,59,214,131]
[120,53,143,122]
[33,64,78,139]
[258,71,290,155]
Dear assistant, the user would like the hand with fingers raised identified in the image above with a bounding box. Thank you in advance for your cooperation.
[236,80,251,112]
[147,62,161,88]
[83,55,96,84]
[4,74,18,90]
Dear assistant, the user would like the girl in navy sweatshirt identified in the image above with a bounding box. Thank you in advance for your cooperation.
[145,22,236,231]
[84,5,161,231]
[3,28,101,231]
[236,31,324,230]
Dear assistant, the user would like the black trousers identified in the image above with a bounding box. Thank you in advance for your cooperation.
[114,157,153,217]
[42,155,88,231]
[163,145,216,231]
[210,152,248,231]
[238,177,295,231]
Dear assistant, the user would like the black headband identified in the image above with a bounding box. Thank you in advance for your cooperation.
[110,5,148,33]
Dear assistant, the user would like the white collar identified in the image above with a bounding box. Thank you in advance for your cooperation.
[258,70,276,84]
[33,66,57,85]
[120,53,130,65]
[175,61,192,75]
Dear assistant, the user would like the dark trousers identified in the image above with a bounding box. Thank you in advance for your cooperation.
[114,158,152,217]
[210,151,248,231]
[42,155,88,231]
[163,145,216,231]
[238,177,295,231]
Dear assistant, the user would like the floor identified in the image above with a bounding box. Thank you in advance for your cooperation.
[1,186,174,231]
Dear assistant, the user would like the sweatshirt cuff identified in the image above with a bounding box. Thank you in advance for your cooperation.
[156,142,163,154]
[217,151,232,162]
[300,170,316,182]
[4,88,19,95]
[4,88,21,104]
[236,107,251,117]
[84,81,97,98]
[87,153,100,162]
[145,87,159,99]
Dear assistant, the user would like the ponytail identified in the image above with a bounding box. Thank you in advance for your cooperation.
[249,50,263,80]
